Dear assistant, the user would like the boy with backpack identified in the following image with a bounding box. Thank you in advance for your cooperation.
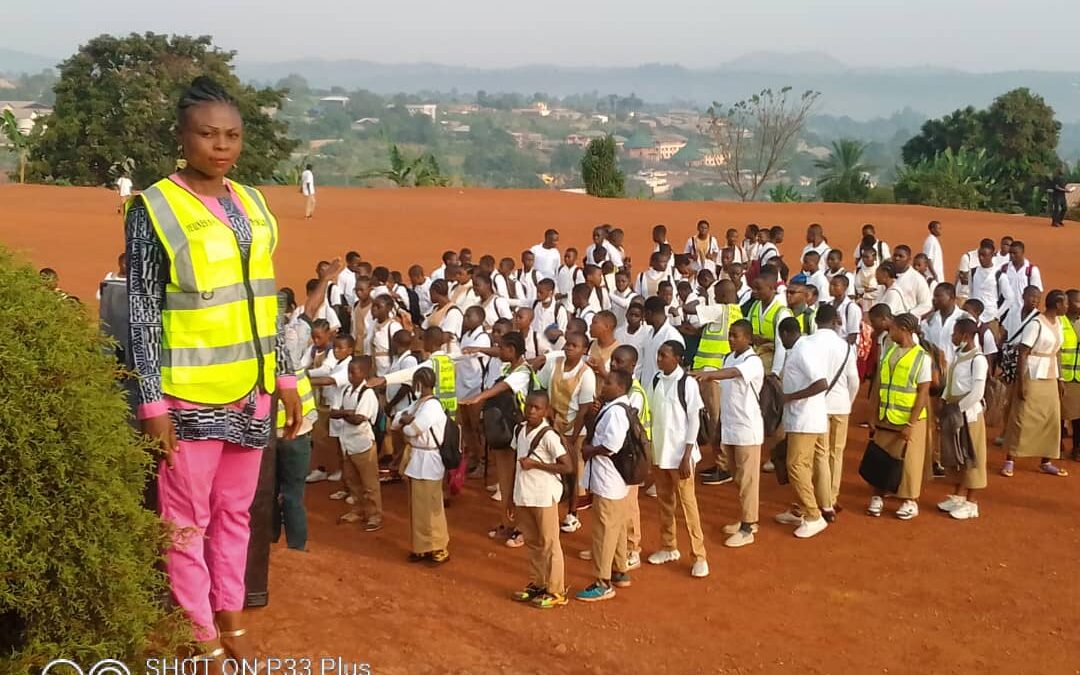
[647,341,710,578]
[509,391,574,609]
[332,356,383,531]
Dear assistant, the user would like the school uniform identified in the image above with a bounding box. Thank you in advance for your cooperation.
[824,267,856,298]
[493,273,529,308]
[512,421,567,595]
[801,241,832,272]
[1000,259,1043,313]
[480,294,513,330]
[351,302,372,354]
[720,349,765,525]
[649,367,708,562]
[782,337,830,521]
[852,239,890,267]
[832,297,863,343]
[641,322,685,387]
[587,284,611,313]
[609,288,636,327]
[969,264,1013,324]
[575,307,598,336]
[1004,315,1063,458]
[585,241,624,269]
[584,397,632,583]
[396,397,449,555]
[945,347,989,489]
[450,280,479,311]
[424,302,464,354]
[625,382,649,556]
[685,235,721,273]
[876,345,933,500]
[922,307,966,369]
[457,327,490,399]
[385,351,420,468]
[805,269,830,303]
[896,267,933,317]
[366,319,404,377]
[557,265,585,305]
[588,340,619,374]
[749,297,792,375]
[854,265,879,309]
[806,330,859,509]
[757,242,780,269]
[338,384,383,524]
[922,234,945,282]
[513,267,542,302]
[530,245,561,280]
[615,324,649,379]
[492,364,539,530]
[635,268,672,299]
[413,278,433,316]
[735,279,752,307]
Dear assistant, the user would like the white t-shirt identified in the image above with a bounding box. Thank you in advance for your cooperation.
[1002,260,1043,305]
[481,294,513,329]
[397,398,447,480]
[782,337,829,434]
[117,176,133,197]
[801,242,832,272]
[833,298,863,340]
[301,169,315,196]
[969,265,1012,323]
[386,353,419,415]
[366,319,403,377]
[512,422,566,507]
[921,307,965,368]
[585,241,624,269]
[946,349,988,423]
[757,242,780,268]
[922,234,944,282]
[808,330,859,416]
[338,384,379,455]
[615,325,649,379]
[649,368,704,469]
[457,327,490,398]
[641,322,685,387]
[719,349,765,446]
[308,352,349,409]
[896,267,932,317]
[1021,314,1063,380]
[584,397,631,500]
[530,244,562,279]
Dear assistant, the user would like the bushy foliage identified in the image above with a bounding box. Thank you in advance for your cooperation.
[0,247,186,671]
[29,33,297,187]
[894,148,1003,210]
[581,134,625,198]
[768,184,804,202]
[358,144,449,187]
[815,139,873,203]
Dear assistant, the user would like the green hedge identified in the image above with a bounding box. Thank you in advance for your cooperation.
[0,246,187,671]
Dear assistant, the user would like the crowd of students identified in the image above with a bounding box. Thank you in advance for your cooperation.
[249,218,1075,608]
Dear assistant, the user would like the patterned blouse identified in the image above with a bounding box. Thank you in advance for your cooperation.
[125,186,292,449]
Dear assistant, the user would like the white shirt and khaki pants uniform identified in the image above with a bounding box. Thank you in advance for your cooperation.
[585,397,632,583]
[809,331,860,511]
[719,349,765,526]
[339,384,383,525]
[512,421,567,595]
[782,339,829,521]
[650,369,708,563]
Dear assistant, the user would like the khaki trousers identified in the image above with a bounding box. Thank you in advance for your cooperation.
[409,478,449,554]
[515,504,565,594]
[460,404,483,466]
[814,414,849,509]
[494,449,516,529]
[591,495,628,582]
[625,485,641,554]
[786,431,825,521]
[654,468,708,562]
[342,449,382,522]
[700,380,725,467]
[722,443,761,524]
[304,194,316,218]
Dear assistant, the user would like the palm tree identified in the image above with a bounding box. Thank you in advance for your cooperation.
[358,144,448,187]
[0,109,32,184]
[815,139,873,202]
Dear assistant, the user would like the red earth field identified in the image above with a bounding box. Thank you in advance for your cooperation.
[2,185,1080,674]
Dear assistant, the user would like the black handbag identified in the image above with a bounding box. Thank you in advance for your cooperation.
[858,438,904,494]
[770,438,789,485]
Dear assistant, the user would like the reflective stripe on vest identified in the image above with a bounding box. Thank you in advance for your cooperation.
[1060,316,1079,383]
[693,304,741,369]
[750,300,783,340]
[878,345,929,425]
[631,379,653,441]
[432,354,458,419]
[276,370,317,429]
[132,177,280,404]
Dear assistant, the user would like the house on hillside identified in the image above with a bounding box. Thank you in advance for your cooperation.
[317,96,350,111]
[404,103,438,120]
[549,108,584,121]
[627,132,687,163]
[565,130,607,147]
[0,101,52,134]
[591,113,610,124]
[351,117,381,131]
[445,103,479,115]
[687,149,726,168]
[510,131,546,149]
[655,135,688,160]
[512,101,550,117]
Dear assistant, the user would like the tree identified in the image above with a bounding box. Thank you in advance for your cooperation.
[768,184,804,203]
[581,134,625,198]
[29,33,297,187]
[358,144,449,187]
[901,106,985,166]
[894,148,1003,211]
[274,73,309,95]
[0,109,33,184]
[815,139,873,203]
[549,143,583,178]
[701,87,820,201]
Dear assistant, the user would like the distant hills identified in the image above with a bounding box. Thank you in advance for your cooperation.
[3,47,1080,121]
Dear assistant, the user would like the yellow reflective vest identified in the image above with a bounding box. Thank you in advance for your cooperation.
[750,298,784,340]
[1060,316,1079,383]
[431,354,458,419]
[878,345,929,425]
[131,177,280,404]
[630,379,652,441]
[276,369,317,429]
[693,304,744,369]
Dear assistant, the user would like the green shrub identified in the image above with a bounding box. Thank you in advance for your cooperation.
[0,246,187,671]
[581,135,625,198]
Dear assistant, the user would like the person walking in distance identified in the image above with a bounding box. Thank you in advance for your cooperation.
[301,163,316,219]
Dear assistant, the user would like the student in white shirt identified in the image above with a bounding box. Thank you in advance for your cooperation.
[724,228,747,265]
[457,307,490,466]
[116,174,133,213]
[937,318,989,521]
[993,236,1013,269]
[636,251,673,299]
[875,261,909,316]
[798,251,830,302]
[801,223,831,272]
[494,257,529,308]
[384,330,419,473]
[756,229,780,270]
[556,248,585,305]
[448,265,479,311]
[615,303,649,379]
[332,356,383,530]
[823,250,855,298]
[431,250,458,282]
[1000,240,1043,312]
[515,250,542,300]
[577,370,634,602]
[473,273,513,330]
[827,275,862,345]
[301,164,316,218]
[641,296,685,386]
[967,244,1014,325]
[807,307,860,519]
[853,225,891,266]
[531,278,569,351]
[647,341,710,578]
[892,246,933,317]
[509,391,573,609]
[408,264,433,317]
[306,333,354,486]
[609,270,637,327]
[530,229,562,280]
[731,263,753,306]
[748,271,792,375]
[365,296,404,377]
[922,220,945,283]
[774,318,830,539]
[922,283,965,368]
[960,298,1000,367]
[424,279,464,353]
[685,219,721,273]
[585,226,623,269]
[394,368,451,563]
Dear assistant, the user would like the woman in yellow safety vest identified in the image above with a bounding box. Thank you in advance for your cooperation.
[125,76,302,666]
[1060,290,1080,462]
[867,313,931,520]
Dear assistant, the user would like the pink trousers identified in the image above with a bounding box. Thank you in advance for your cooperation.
[157,439,262,641]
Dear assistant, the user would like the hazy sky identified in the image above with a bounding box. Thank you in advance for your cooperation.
[5,0,1079,71]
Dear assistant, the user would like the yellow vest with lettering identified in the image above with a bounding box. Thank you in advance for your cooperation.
[878,345,929,425]
[1060,316,1079,383]
[130,177,280,405]
[432,354,458,419]
[694,304,744,369]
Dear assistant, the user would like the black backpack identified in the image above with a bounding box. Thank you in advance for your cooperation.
[592,403,651,486]
[756,375,784,436]
[483,365,536,450]
[652,372,712,446]
[434,411,462,470]
[405,286,424,326]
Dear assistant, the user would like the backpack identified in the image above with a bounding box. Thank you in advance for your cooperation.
[482,365,535,449]
[997,263,1032,308]
[405,286,424,326]
[430,401,462,470]
[652,372,712,446]
[592,402,651,486]
[1000,312,1040,384]
[756,375,784,436]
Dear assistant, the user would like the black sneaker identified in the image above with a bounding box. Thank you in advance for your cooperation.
[932,462,946,478]
[699,467,720,480]
[702,469,733,486]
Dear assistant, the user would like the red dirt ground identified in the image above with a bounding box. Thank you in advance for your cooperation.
[3,185,1080,674]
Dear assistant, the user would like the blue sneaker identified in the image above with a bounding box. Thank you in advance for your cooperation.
[575,582,615,603]
[611,571,632,588]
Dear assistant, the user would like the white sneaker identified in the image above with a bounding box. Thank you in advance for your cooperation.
[645,485,657,498]
[345,496,355,506]
[774,509,804,525]
[896,499,920,520]
[305,468,328,483]
[866,495,884,517]
[794,516,828,539]
[937,495,965,513]
[722,522,760,535]
[762,460,776,473]
[485,483,498,493]
[560,514,582,533]
[626,550,642,570]
[647,549,682,565]
[724,530,755,548]
[489,486,502,502]
[950,501,980,520]
[329,490,349,500]
[327,470,342,482]
[691,560,710,578]
[578,548,592,561]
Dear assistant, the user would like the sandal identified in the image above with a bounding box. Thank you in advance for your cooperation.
[1040,462,1069,477]
[1000,460,1014,477]
[218,627,253,671]
[408,552,431,563]
[429,549,450,564]
[487,524,509,540]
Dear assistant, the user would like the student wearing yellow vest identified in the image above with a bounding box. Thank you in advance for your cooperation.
[125,77,302,665]
[749,270,792,375]
[1060,290,1080,462]
[867,314,932,520]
